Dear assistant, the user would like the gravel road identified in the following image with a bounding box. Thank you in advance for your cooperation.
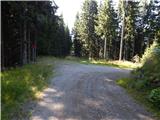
[30,60,154,120]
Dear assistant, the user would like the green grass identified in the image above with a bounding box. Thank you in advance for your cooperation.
[116,78,160,119]
[1,57,55,120]
[65,56,141,69]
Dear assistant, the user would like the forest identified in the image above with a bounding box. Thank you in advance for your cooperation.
[2,0,160,67]
[73,0,160,60]
[1,0,160,119]
[2,1,72,69]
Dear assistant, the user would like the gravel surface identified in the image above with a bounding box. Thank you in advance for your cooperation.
[29,60,154,120]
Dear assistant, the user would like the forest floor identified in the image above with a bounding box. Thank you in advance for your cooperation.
[28,59,154,120]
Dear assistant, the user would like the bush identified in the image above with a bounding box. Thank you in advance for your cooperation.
[130,40,160,116]
[133,41,160,88]
[149,88,160,108]
[141,41,158,63]
[118,36,160,118]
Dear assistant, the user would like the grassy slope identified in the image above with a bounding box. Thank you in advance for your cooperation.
[117,78,160,119]
[1,57,55,120]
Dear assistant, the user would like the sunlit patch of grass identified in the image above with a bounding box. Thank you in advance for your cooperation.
[1,57,54,120]
[116,78,160,119]
[65,56,141,69]
[90,60,141,69]
[65,56,81,61]
[81,60,89,64]
[65,56,88,62]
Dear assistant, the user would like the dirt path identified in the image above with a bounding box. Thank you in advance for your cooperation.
[30,60,154,120]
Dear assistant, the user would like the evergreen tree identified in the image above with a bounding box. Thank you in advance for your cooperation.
[1,1,72,69]
[133,0,160,57]
[78,0,98,58]
[73,13,83,57]
[95,0,118,59]
[123,1,139,60]
[118,0,139,60]
[143,0,160,46]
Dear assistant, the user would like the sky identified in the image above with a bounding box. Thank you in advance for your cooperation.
[54,0,84,32]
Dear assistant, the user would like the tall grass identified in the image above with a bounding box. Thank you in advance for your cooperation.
[1,57,54,120]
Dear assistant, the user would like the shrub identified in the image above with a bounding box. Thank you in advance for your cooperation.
[133,41,160,88]
[141,41,159,64]
[149,88,160,108]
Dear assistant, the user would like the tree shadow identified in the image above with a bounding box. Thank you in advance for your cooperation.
[29,70,154,120]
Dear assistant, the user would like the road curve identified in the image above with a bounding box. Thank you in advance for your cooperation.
[30,60,154,120]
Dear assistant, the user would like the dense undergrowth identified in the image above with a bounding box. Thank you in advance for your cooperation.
[1,57,55,120]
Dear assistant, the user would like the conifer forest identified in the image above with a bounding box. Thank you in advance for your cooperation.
[2,1,72,69]
[1,0,160,120]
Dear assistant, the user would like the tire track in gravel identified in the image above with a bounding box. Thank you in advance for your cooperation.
[30,60,154,120]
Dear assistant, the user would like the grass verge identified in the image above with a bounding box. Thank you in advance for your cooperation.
[116,78,160,119]
[1,57,55,120]
[65,56,141,69]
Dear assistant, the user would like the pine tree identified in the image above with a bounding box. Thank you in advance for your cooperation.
[124,1,139,60]
[143,0,160,46]
[118,0,139,60]
[95,0,118,59]
[80,0,97,58]
[73,13,83,57]
[77,0,98,59]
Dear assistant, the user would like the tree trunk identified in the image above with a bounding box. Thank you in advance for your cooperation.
[32,29,37,62]
[20,23,23,65]
[23,21,27,64]
[28,29,31,63]
[119,13,125,61]
[104,37,107,59]
[1,25,4,70]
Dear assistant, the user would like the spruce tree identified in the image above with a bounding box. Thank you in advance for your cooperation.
[123,1,139,60]
[73,13,83,57]
[78,0,98,59]
[95,0,118,59]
